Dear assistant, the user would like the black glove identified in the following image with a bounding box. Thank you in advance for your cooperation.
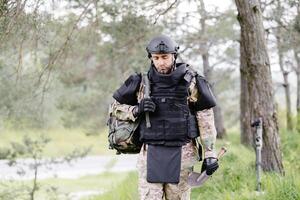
[133,98,156,117]
[201,157,219,175]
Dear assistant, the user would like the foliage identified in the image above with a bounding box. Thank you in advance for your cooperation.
[1,0,298,132]
[0,1,163,130]
[0,128,110,158]
[92,129,300,200]
[0,134,90,200]
[91,172,138,200]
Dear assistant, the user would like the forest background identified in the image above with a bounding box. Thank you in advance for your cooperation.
[0,0,299,200]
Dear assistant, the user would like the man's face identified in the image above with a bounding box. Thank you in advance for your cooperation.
[151,53,174,74]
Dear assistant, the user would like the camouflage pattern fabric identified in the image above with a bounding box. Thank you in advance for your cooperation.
[136,142,197,200]
[196,108,217,158]
[109,100,137,122]
[188,76,216,158]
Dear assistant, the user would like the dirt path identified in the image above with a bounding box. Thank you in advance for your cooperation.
[0,154,138,180]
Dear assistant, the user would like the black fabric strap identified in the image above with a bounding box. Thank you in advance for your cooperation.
[192,138,203,161]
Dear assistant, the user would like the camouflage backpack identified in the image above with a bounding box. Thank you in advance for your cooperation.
[107,73,148,154]
[107,116,142,154]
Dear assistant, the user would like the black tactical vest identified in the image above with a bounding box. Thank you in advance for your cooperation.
[139,63,199,146]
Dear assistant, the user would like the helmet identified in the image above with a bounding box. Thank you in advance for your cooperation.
[146,35,179,58]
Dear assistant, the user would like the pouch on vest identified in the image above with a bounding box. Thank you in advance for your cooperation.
[187,114,199,139]
[146,145,182,184]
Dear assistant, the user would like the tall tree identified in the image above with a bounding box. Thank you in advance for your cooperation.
[274,0,293,130]
[293,2,300,132]
[240,38,253,146]
[295,48,300,130]
[235,0,284,173]
[295,48,300,131]
[198,0,226,138]
[56,1,162,129]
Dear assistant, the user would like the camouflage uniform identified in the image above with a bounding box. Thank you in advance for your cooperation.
[109,76,217,200]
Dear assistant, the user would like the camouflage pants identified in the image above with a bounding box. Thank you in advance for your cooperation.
[136,142,198,200]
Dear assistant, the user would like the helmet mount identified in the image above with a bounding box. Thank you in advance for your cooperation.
[146,35,179,59]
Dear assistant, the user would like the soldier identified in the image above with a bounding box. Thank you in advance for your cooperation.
[109,35,219,200]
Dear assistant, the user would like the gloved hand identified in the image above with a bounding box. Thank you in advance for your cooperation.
[133,98,156,117]
[201,157,219,175]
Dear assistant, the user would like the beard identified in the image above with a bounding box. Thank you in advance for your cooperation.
[158,68,171,74]
[157,65,173,74]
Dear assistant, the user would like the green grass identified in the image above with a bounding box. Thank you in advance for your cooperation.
[190,129,300,200]
[0,128,114,157]
[92,128,300,200]
[90,172,139,200]
[0,127,299,200]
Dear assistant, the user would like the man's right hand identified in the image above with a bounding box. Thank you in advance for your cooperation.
[133,98,156,117]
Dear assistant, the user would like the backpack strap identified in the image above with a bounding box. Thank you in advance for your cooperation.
[141,72,151,98]
[184,65,197,84]
[141,72,151,128]
[144,73,150,97]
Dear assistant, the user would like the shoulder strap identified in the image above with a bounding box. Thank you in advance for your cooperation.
[142,72,151,98]
[141,72,152,128]
[184,65,197,84]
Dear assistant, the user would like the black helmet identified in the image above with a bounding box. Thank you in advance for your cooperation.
[146,35,179,58]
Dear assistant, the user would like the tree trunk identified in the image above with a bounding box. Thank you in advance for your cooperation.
[274,1,293,130]
[276,33,292,130]
[202,53,227,138]
[295,5,300,133]
[213,103,227,139]
[240,39,253,146]
[200,0,226,138]
[235,0,284,174]
[295,49,300,132]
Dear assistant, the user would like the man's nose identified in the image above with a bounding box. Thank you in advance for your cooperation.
[157,59,164,65]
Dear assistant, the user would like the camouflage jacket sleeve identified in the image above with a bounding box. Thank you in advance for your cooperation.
[188,77,217,158]
[109,100,138,122]
[109,80,144,122]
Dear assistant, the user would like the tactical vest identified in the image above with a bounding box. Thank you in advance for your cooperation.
[139,64,199,146]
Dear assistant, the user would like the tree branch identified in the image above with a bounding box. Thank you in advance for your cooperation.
[153,0,178,24]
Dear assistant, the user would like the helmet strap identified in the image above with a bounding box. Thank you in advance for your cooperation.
[171,54,177,71]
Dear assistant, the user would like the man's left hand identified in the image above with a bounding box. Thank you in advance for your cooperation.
[201,157,219,175]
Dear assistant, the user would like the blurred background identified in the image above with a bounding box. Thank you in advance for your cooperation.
[0,0,299,200]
